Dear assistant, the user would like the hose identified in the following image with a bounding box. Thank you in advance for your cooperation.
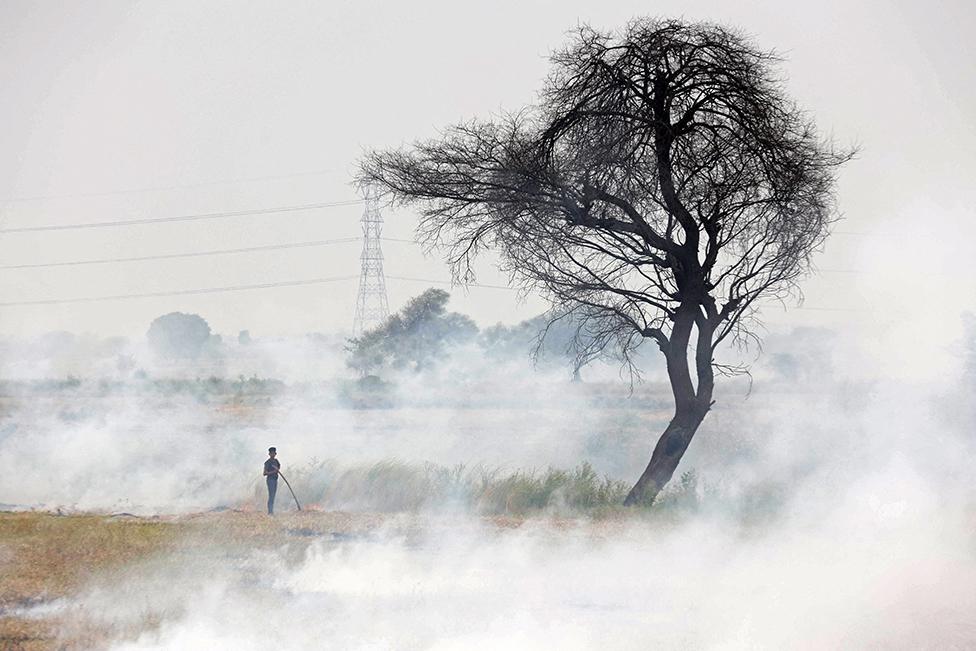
[277,470,302,511]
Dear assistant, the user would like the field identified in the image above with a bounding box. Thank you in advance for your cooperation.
[0,510,632,650]
[1,511,179,650]
[1,378,974,649]
[0,510,427,650]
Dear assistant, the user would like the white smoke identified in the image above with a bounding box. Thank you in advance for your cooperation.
[3,316,975,649]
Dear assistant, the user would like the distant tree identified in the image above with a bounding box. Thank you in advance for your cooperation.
[348,288,478,376]
[765,327,836,383]
[361,19,851,504]
[480,316,552,359]
[147,312,212,359]
[479,312,622,380]
[238,330,252,346]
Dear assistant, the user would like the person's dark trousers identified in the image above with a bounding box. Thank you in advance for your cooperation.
[267,477,278,514]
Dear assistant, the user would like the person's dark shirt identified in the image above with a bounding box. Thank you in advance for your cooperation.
[264,458,280,479]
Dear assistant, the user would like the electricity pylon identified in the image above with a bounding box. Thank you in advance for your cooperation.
[352,185,390,336]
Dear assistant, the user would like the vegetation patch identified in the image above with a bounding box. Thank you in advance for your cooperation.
[284,460,705,517]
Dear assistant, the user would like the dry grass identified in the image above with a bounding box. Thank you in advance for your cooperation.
[0,512,176,650]
[285,460,640,515]
[0,503,677,649]
[0,509,461,650]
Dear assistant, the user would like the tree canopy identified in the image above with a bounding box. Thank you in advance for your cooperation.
[347,288,478,376]
[146,312,212,360]
[361,18,851,503]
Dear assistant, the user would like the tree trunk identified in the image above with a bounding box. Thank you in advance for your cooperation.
[623,302,714,506]
[623,404,709,505]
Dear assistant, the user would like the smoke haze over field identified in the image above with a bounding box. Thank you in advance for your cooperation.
[2,1,976,648]
[4,342,975,646]
[45,373,976,649]
[55,495,968,651]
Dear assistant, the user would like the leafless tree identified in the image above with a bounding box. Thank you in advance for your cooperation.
[360,18,852,505]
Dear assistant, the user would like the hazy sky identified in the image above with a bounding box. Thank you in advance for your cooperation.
[1,0,974,374]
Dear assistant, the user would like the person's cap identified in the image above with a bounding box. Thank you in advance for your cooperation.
[268,446,277,453]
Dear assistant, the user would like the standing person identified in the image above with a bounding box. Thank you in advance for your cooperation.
[263,447,281,515]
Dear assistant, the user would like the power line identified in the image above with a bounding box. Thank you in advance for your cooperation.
[0,199,363,234]
[782,305,865,312]
[0,235,410,270]
[0,237,361,270]
[0,272,863,311]
[386,275,515,290]
[0,276,358,307]
[387,275,862,309]
[0,169,341,203]
[0,218,863,275]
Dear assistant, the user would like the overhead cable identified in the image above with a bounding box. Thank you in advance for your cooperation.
[1,238,360,270]
[386,275,515,290]
[0,200,363,233]
[0,276,359,307]
[0,169,340,203]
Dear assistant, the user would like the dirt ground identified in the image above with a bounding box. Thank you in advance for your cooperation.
[0,508,607,650]
[0,510,389,650]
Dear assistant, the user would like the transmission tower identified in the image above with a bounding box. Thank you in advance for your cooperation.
[352,186,390,336]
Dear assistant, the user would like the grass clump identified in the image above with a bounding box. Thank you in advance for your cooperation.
[476,463,629,514]
[285,460,632,516]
